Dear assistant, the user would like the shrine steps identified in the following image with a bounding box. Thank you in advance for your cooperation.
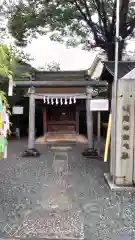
[36,134,88,144]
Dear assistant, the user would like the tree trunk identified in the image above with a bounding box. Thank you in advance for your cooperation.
[107,41,124,61]
[107,43,115,61]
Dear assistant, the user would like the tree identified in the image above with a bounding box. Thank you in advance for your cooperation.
[5,0,135,61]
[0,44,32,109]
[42,61,61,71]
[0,44,16,109]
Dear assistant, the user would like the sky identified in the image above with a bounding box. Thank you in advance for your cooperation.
[2,17,100,71]
[2,0,135,71]
[2,13,135,71]
[23,35,99,70]
[4,28,135,71]
[22,36,135,70]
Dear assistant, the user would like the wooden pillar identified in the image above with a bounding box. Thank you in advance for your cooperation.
[86,87,93,149]
[28,87,35,149]
[43,108,47,134]
[76,106,79,133]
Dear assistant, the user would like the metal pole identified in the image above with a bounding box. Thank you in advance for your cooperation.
[97,111,101,156]
[112,0,120,183]
[28,87,35,149]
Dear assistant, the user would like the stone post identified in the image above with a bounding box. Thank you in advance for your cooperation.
[22,86,40,157]
[106,78,135,187]
[115,79,134,185]
[28,87,35,149]
[82,87,98,157]
[86,86,93,149]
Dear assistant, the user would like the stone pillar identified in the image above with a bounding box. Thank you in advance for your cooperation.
[82,87,99,157]
[110,82,115,176]
[22,87,40,157]
[110,79,135,186]
[86,87,93,149]
[28,87,35,149]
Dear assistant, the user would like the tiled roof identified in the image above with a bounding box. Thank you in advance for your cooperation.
[35,70,88,81]
[103,61,135,79]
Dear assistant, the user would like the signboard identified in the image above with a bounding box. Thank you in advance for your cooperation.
[90,99,109,111]
[12,106,23,115]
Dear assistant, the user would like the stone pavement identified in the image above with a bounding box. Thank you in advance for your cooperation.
[0,140,134,239]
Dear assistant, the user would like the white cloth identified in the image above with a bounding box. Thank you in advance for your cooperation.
[4,145,7,159]
[3,113,9,159]
[3,114,9,136]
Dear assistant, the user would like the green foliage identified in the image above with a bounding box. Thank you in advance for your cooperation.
[0,44,16,110]
[43,61,61,71]
[0,44,16,79]
[0,44,32,113]
[6,0,135,60]
[0,90,9,108]
[0,44,32,81]
[93,86,108,98]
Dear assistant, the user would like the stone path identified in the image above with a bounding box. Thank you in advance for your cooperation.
[14,148,84,239]
[0,140,134,240]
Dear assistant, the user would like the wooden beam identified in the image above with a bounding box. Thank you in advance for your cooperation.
[14,80,107,87]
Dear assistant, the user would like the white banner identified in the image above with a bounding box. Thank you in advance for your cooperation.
[12,106,23,114]
[90,99,109,111]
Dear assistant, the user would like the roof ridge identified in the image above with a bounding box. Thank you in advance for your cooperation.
[103,60,135,63]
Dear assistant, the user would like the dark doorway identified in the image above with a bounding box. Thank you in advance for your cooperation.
[46,104,76,133]
[35,101,44,137]
[79,110,87,136]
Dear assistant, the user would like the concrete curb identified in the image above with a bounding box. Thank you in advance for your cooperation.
[104,173,135,191]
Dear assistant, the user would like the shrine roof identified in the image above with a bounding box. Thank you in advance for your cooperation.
[14,61,37,73]
[103,61,135,79]
[34,70,89,81]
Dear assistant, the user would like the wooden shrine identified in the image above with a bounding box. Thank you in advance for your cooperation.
[14,70,107,156]
[36,86,86,135]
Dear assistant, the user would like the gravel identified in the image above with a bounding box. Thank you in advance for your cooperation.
[0,140,134,240]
